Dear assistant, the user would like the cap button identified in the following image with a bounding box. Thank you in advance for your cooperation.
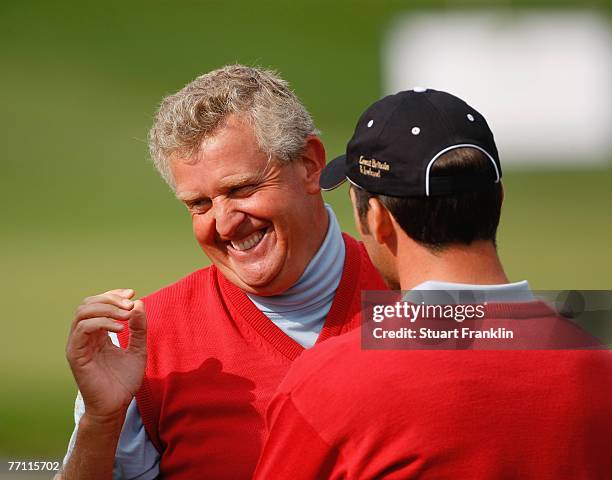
[413,86,427,93]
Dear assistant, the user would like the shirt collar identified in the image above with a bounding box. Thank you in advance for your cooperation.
[408,280,534,303]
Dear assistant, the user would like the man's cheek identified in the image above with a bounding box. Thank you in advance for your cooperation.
[192,218,216,246]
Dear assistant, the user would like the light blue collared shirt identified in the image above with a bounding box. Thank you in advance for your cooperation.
[411,280,533,302]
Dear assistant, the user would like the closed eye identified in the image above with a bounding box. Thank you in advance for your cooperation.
[228,184,257,198]
[186,198,212,214]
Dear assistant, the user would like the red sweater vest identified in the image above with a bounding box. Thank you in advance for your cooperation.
[118,233,386,479]
[255,303,612,479]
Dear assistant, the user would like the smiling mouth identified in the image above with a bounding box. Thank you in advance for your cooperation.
[229,229,267,251]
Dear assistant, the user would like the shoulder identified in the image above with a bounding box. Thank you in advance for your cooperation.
[142,265,217,309]
[339,231,370,261]
[136,265,223,335]
[274,329,384,443]
[116,266,224,352]
[340,232,364,259]
[279,329,364,398]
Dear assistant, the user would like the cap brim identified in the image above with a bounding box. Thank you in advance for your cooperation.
[320,154,347,191]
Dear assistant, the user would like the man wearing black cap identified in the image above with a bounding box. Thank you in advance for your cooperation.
[254,89,612,479]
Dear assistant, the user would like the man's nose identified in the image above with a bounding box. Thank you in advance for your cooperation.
[213,199,246,240]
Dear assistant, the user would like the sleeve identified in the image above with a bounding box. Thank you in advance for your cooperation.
[112,399,160,480]
[61,391,86,468]
[62,332,161,480]
[253,392,346,480]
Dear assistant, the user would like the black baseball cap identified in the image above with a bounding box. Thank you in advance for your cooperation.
[320,88,501,196]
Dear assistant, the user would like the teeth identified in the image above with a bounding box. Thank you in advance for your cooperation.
[231,230,265,251]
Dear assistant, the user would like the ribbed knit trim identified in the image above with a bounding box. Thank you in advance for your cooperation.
[117,321,164,453]
[315,234,362,344]
[218,233,362,361]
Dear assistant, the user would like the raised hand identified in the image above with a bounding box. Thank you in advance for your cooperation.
[66,289,147,419]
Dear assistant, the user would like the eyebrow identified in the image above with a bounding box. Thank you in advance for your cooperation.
[175,191,202,202]
[217,174,260,191]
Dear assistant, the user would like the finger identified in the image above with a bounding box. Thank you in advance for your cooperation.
[67,317,125,356]
[72,302,132,334]
[104,288,135,299]
[127,300,147,355]
[82,293,135,309]
[75,303,132,322]
[74,295,134,332]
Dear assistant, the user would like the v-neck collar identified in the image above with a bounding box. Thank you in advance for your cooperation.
[217,233,362,361]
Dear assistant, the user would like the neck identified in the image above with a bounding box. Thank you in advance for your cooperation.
[303,198,330,271]
[248,203,343,305]
[397,240,509,290]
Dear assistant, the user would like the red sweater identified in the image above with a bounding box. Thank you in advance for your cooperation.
[255,303,612,479]
[117,233,386,479]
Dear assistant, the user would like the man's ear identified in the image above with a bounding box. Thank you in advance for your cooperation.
[298,136,326,194]
[349,187,369,237]
[367,197,395,246]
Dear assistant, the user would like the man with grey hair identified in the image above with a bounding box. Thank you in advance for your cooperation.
[59,65,385,479]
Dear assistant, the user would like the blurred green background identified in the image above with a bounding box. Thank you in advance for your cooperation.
[1,0,611,460]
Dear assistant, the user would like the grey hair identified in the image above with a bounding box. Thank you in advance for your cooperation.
[148,64,320,189]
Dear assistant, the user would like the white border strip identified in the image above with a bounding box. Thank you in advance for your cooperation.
[425,144,500,196]
[346,177,365,190]
[321,176,348,191]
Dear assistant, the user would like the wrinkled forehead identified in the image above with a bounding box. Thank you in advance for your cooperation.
[172,156,285,204]
[171,113,257,163]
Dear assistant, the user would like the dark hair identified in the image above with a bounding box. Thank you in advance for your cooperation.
[352,147,502,251]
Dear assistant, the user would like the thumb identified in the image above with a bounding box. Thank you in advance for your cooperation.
[127,299,147,355]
